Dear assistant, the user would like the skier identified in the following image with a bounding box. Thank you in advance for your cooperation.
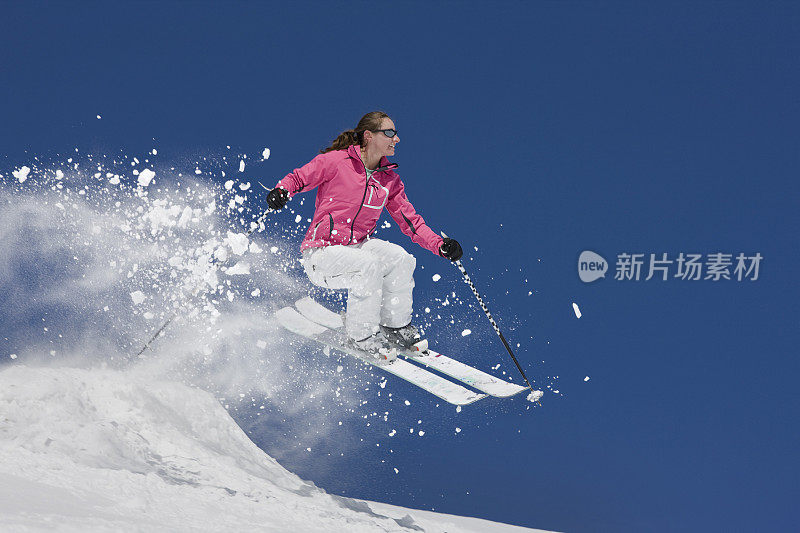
[266,111,462,362]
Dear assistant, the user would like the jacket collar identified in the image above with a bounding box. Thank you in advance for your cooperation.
[346,144,399,173]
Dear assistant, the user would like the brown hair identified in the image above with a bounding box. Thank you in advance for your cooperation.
[320,111,390,154]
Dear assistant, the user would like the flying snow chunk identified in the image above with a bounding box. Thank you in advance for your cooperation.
[249,242,262,254]
[432,274,441,282]
[295,215,302,223]
[13,166,30,183]
[584,376,590,382]
[137,169,155,187]
[527,390,544,402]
[226,262,251,275]
[96,114,101,119]
[239,160,245,172]
[461,329,471,337]
[143,312,154,320]
[256,340,267,349]
[225,232,249,255]
[9,354,17,360]
[239,182,251,191]
[152,149,157,155]
[251,288,261,297]
[130,291,146,305]
[262,148,271,160]
[572,302,582,319]
[56,170,64,179]
[177,206,194,228]
[109,175,120,185]
[224,180,234,190]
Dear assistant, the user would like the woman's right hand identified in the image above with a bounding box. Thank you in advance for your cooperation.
[266,188,289,210]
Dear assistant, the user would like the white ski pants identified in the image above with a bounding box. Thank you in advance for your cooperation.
[302,239,415,341]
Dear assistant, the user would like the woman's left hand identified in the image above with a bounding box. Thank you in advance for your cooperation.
[439,238,463,261]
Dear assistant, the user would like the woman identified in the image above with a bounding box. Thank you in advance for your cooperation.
[267,111,462,361]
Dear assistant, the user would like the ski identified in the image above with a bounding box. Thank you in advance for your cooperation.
[275,306,487,406]
[294,297,528,398]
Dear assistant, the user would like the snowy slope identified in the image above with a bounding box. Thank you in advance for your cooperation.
[0,365,553,532]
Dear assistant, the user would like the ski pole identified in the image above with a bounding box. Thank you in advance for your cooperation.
[442,233,541,400]
[135,190,279,357]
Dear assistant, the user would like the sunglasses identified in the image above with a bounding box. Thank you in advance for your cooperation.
[373,128,398,138]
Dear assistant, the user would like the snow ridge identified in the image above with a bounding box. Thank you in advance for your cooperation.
[0,365,423,531]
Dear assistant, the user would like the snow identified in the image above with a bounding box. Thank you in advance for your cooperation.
[13,166,30,183]
[262,148,271,160]
[526,390,544,402]
[224,180,234,190]
[432,273,441,282]
[0,153,553,533]
[177,205,194,228]
[137,168,155,187]
[225,231,249,255]
[226,261,251,275]
[239,159,245,172]
[461,329,472,336]
[572,302,582,318]
[0,366,550,532]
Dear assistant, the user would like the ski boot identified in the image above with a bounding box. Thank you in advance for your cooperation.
[349,331,398,363]
[381,323,421,349]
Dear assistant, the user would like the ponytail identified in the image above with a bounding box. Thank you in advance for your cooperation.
[320,111,390,154]
[320,129,360,154]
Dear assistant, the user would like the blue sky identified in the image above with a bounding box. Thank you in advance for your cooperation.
[2,2,799,531]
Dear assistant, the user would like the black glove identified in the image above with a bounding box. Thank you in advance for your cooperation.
[439,238,463,261]
[266,188,289,210]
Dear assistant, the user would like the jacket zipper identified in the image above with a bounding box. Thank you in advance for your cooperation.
[346,153,399,244]
[349,158,370,244]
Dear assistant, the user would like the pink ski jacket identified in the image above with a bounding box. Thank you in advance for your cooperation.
[275,144,444,255]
